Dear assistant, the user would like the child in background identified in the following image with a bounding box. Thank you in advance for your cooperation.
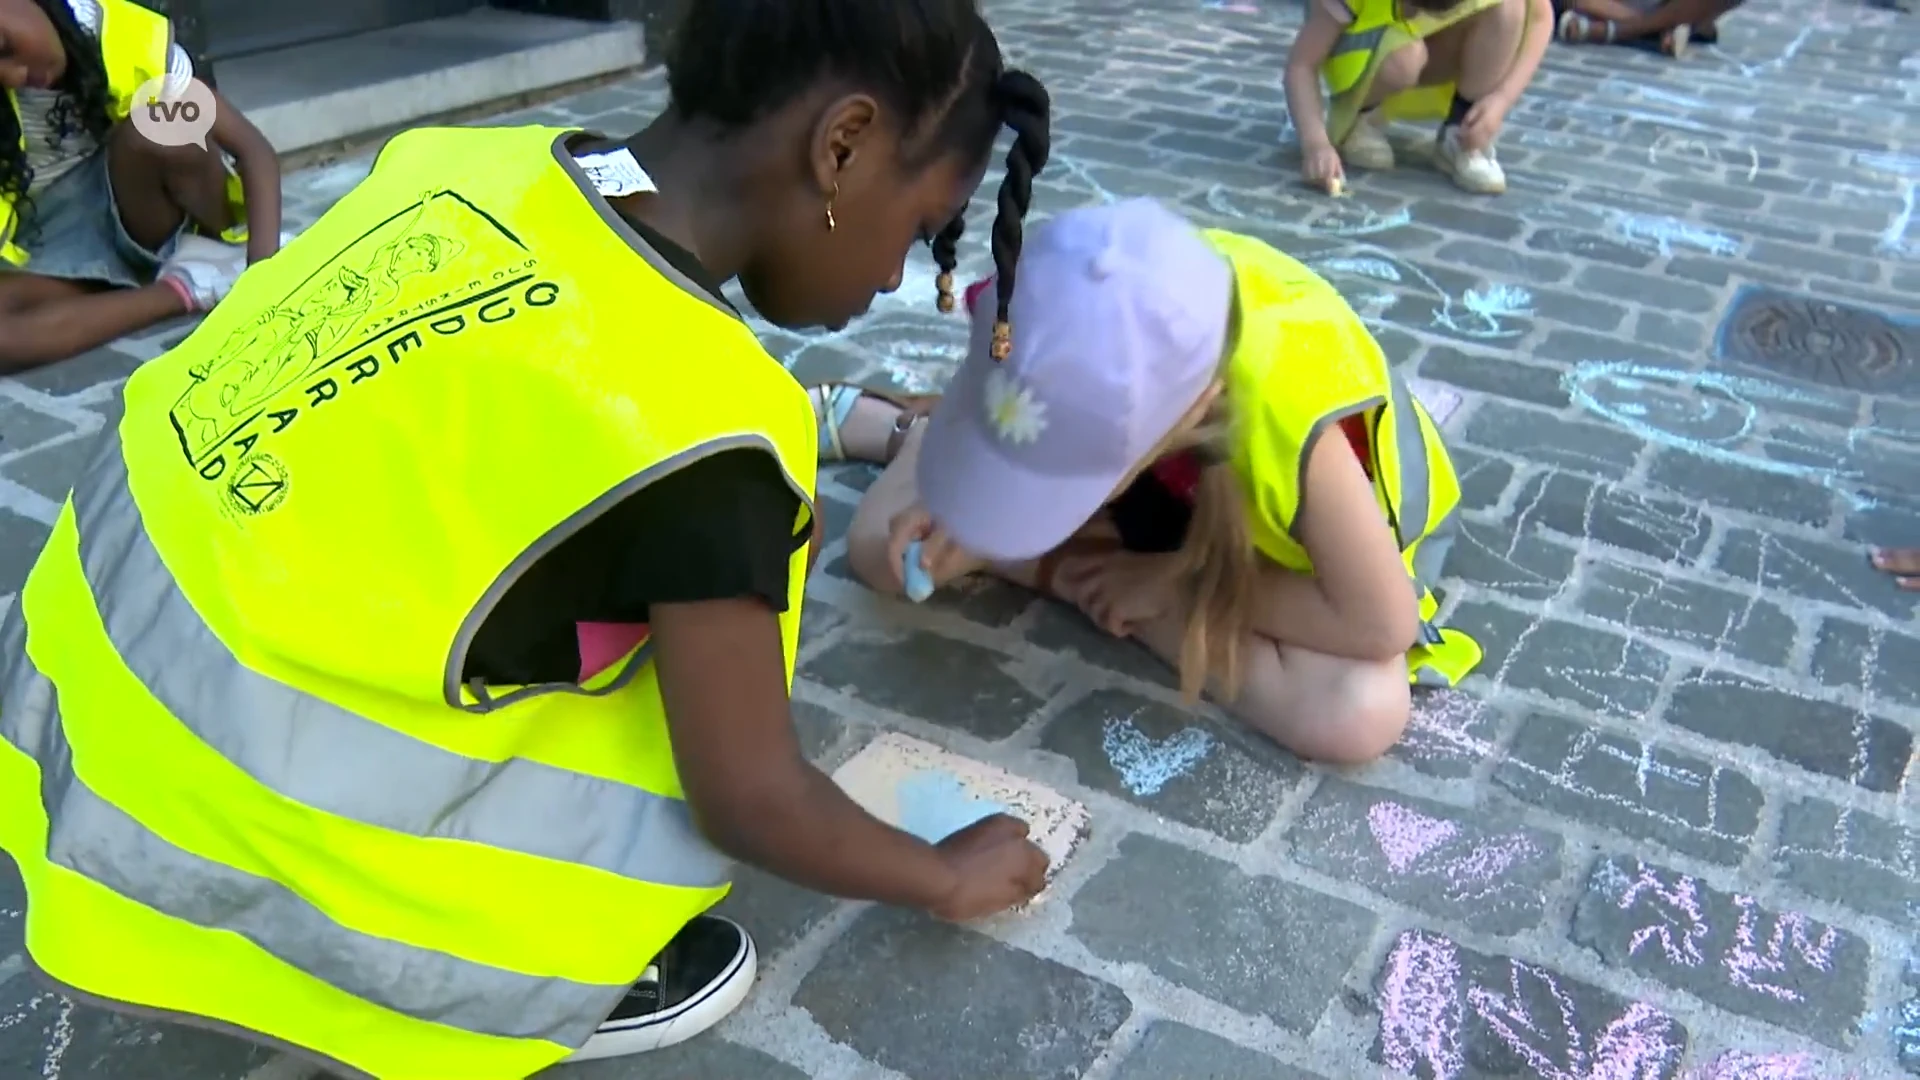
[1552,0,1746,56]
[1284,0,1553,196]
[816,198,1482,765]
[0,0,281,374]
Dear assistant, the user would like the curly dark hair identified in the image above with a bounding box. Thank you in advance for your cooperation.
[1,0,117,241]
[664,0,1050,357]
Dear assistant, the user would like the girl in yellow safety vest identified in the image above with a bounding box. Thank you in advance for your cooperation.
[0,0,281,373]
[821,198,1483,766]
[1283,0,1553,196]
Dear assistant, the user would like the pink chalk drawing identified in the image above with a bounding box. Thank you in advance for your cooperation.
[1380,932,1468,1078]
[1617,863,1710,968]
[1378,931,1684,1080]
[1366,802,1541,900]
[1723,897,1838,1004]
[1370,802,1460,872]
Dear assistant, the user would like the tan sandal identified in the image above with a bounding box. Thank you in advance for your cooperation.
[809,383,939,464]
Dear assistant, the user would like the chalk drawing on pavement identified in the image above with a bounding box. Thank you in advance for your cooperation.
[1101,713,1214,796]
[1364,802,1542,901]
[1566,360,1882,510]
[896,768,1006,842]
[1203,183,1413,237]
[1377,929,1687,1080]
[1610,213,1741,258]
[1646,131,1761,184]
[1303,244,1532,340]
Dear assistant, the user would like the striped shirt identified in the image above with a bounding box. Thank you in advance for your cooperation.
[17,0,194,194]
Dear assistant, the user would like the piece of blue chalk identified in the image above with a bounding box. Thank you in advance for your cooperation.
[902,539,935,603]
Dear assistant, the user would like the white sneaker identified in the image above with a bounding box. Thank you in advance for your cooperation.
[157,235,249,312]
[1435,126,1507,195]
[1340,112,1396,171]
[563,915,758,1063]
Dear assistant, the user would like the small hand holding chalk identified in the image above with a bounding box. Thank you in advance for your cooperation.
[902,539,936,603]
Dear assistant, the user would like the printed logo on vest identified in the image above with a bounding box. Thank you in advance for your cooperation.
[227,453,288,515]
[168,189,560,487]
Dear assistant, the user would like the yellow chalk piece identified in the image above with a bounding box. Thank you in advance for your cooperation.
[1327,176,1349,197]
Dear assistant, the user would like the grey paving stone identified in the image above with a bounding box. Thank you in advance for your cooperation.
[1506,472,1714,565]
[2,344,142,397]
[1418,346,1570,409]
[1405,199,1527,243]
[710,865,840,962]
[794,906,1130,1080]
[0,992,282,1080]
[1526,226,1658,269]
[1452,601,1669,717]
[1524,287,1629,334]
[1040,687,1302,842]
[546,1037,808,1078]
[1071,835,1375,1032]
[1666,671,1911,794]
[1024,602,1178,690]
[0,509,51,595]
[1368,928,1688,1079]
[1773,797,1920,927]
[1448,448,1515,514]
[1392,690,1508,779]
[1645,450,1836,528]
[1494,712,1764,865]
[1574,562,1798,667]
[1287,781,1562,935]
[1715,527,1918,620]
[1632,311,1709,354]
[1573,856,1871,1047]
[1461,403,1645,482]
[1809,618,1920,712]
[0,434,94,503]
[801,629,1045,740]
[916,575,1038,630]
[1442,519,1580,603]
[1575,264,1720,314]
[1111,1022,1326,1080]
[792,699,849,763]
[0,401,73,457]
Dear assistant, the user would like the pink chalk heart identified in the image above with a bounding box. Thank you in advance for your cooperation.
[1368,802,1458,872]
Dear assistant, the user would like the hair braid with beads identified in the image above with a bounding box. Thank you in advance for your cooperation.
[930,71,1050,358]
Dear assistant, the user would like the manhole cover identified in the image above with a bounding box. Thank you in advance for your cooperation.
[1715,286,1919,395]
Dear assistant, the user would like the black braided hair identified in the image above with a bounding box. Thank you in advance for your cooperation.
[930,71,1049,360]
[1,0,117,243]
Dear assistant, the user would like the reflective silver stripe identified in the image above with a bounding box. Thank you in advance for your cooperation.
[1387,372,1431,552]
[0,621,624,1046]
[68,430,731,890]
[1329,24,1386,57]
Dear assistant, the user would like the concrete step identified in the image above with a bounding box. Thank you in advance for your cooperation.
[215,8,645,155]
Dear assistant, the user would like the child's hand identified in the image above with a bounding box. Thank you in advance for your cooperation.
[1302,141,1345,192]
[1059,550,1182,637]
[886,502,977,599]
[929,814,1049,921]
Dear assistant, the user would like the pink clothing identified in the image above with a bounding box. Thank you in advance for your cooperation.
[577,622,649,681]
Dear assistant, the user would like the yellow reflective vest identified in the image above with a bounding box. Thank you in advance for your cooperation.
[3,0,246,266]
[1320,0,1504,146]
[0,124,818,1078]
[1207,229,1482,686]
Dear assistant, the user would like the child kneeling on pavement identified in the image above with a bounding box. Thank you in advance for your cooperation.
[815,198,1484,766]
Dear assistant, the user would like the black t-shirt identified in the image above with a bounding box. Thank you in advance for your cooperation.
[461,215,806,686]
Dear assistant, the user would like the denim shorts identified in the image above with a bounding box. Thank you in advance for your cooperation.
[9,147,183,288]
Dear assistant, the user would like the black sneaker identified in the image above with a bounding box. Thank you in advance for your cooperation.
[563,915,757,1062]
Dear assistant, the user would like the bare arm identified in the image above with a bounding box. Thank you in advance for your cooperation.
[208,90,282,264]
[1284,1,1346,152]
[651,596,961,907]
[1492,0,1557,103]
[1247,429,1420,660]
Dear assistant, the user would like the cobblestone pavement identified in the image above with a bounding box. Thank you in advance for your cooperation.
[6,0,1920,1076]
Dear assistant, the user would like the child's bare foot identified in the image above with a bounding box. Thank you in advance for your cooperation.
[1870,548,1920,590]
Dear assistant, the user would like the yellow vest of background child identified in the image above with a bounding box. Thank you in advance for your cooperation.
[1320,0,1503,145]
[0,123,817,1079]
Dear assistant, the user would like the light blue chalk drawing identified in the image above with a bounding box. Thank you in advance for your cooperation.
[1858,152,1920,178]
[1732,25,1812,77]
[1646,131,1760,183]
[1054,154,1121,206]
[1305,244,1530,340]
[1101,716,1214,796]
[1611,213,1740,257]
[1881,182,1917,258]
[1895,997,1920,1069]
[1566,361,1886,510]
[896,769,1006,843]
[1203,184,1412,238]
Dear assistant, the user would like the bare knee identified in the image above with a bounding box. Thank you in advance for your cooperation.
[845,485,905,595]
[1374,39,1429,95]
[1314,662,1412,765]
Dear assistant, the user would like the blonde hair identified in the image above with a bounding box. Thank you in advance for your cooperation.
[1162,298,1261,705]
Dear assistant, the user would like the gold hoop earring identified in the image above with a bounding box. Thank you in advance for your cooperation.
[825,182,839,232]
